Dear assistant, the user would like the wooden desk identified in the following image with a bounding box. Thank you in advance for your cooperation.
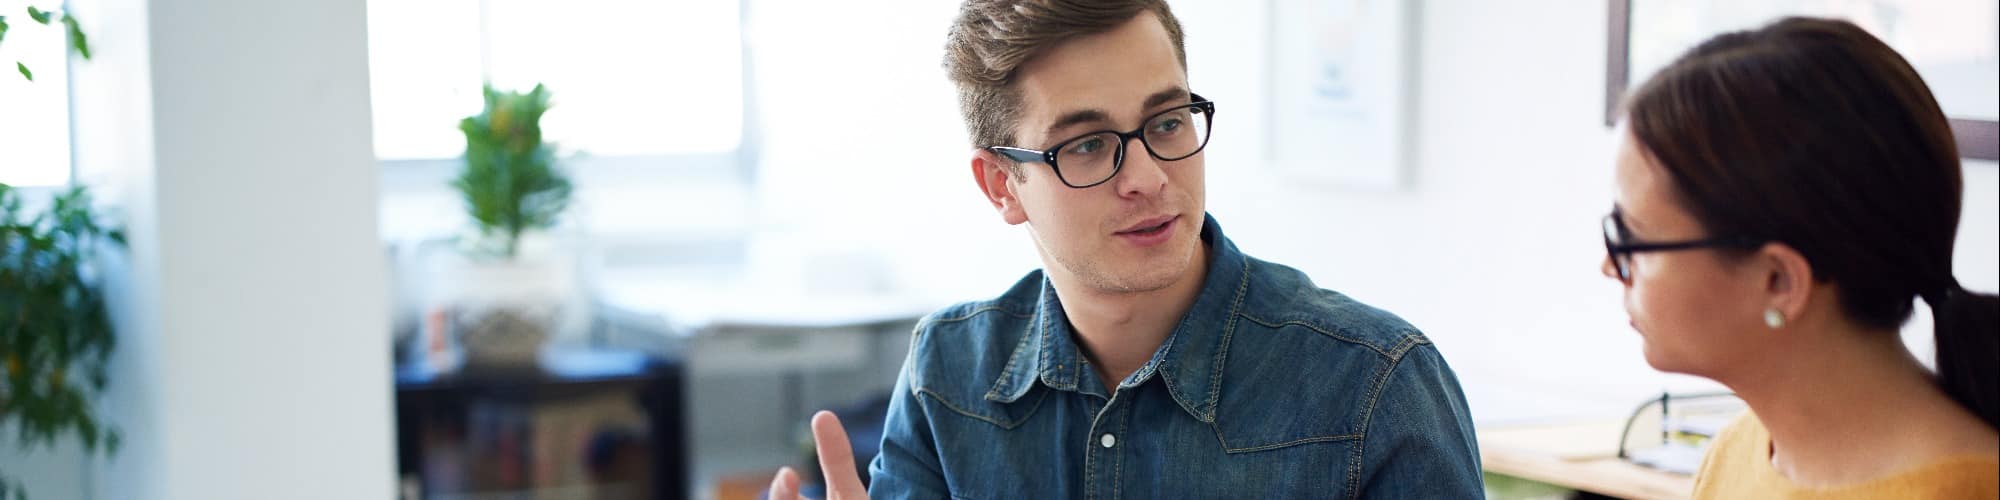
[1479,420,1694,500]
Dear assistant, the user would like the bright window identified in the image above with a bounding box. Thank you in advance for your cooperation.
[0,0,74,187]
[364,0,744,161]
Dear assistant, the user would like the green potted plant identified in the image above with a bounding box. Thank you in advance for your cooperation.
[1,7,119,500]
[453,83,572,259]
[0,186,123,500]
[427,83,579,369]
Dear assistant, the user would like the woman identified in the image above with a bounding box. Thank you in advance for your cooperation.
[1605,17,1998,498]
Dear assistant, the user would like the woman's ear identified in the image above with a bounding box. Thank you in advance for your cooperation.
[1758,242,1816,326]
[972,149,1029,225]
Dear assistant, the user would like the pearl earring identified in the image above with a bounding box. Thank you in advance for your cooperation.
[1763,309,1785,329]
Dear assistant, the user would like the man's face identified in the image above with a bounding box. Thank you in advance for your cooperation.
[981,11,1207,295]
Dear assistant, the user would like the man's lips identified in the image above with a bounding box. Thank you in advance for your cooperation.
[1116,215,1178,234]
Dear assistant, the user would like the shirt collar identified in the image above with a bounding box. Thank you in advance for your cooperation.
[985,213,1251,423]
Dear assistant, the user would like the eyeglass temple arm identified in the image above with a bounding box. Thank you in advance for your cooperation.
[986,147,1048,164]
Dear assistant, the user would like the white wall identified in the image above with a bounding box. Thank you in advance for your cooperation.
[76,0,167,496]
[17,0,396,498]
[745,0,1018,298]
[0,439,89,499]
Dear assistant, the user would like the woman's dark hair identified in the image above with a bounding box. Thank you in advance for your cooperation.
[1625,17,1997,428]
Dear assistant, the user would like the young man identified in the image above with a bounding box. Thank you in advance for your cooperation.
[770,1,1480,497]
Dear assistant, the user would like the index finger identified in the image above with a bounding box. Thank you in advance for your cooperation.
[810,411,869,498]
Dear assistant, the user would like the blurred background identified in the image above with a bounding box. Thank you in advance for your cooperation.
[0,0,1993,499]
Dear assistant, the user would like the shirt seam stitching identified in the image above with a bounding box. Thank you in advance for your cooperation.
[1223,434,1364,454]
[930,305,1034,324]
[984,324,1040,401]
[914,385,1048,430]
[1237,314,1410,359]
[1346,341,1423,498]
[1203,250,1253,421]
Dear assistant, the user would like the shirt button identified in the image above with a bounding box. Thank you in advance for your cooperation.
[1100,433,1116,448]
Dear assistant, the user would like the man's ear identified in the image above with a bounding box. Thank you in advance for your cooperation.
[972,149,1029,225]
[1758,242,1816,326]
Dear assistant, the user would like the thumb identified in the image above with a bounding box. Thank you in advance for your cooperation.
[768,466,802,500]
[811,410,870,500]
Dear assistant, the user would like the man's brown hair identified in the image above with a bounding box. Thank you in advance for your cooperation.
[943,0,1187,153]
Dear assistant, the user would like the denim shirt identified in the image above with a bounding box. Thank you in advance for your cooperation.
[867,214,1482,499]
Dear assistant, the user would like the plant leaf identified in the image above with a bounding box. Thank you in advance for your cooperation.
[78,415,97,451]
[2,16,12,46]
[26,6,49,24]
[17,62,30,81]
[0,184,123,477]
[60,14,88,60]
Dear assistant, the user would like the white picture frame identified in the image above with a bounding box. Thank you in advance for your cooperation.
[1268,0,1418,190]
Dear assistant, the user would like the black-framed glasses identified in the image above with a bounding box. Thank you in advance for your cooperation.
[987,94,1216,189]
[1603,210,1762,283]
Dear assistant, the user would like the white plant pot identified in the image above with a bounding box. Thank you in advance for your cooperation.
[421,233,581,370]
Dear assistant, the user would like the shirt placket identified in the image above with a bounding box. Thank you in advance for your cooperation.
[1084,385,1135,500]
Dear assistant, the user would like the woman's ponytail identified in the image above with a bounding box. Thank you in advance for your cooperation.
[1928,283,1999,429]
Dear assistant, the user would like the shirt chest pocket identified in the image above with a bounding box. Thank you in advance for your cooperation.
[1156,420,1360,499]
[1188,380,1370,494]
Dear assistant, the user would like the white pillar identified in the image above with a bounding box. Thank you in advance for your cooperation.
[66,0,394,498]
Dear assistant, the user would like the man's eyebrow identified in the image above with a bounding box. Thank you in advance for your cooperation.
[1141,87,1190,111]
[1038,87,1192,146]
[1043,109,1112,144]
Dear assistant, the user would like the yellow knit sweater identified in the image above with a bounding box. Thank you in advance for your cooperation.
[1693,413,1998,499]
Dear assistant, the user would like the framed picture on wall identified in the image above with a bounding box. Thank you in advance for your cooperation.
[1268,0,1418,190]
[1604,0,2000,161]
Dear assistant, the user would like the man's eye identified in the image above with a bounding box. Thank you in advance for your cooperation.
[1068,138,1105,154]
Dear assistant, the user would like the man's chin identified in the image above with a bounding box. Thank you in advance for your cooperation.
[1100,253,1197,293]
[1092,277,1177,295]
